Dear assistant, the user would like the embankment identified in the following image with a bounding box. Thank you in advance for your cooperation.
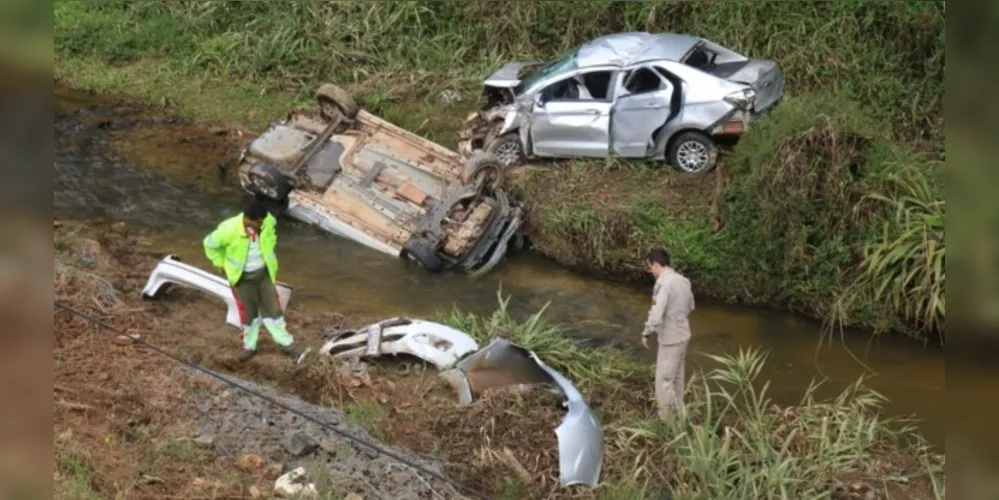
[53,218,944,498]
[53,1,945,342]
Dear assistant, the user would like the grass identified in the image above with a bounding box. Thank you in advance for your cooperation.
[447,295,944,498]
[432,294,945,498]
[53,0,945,342]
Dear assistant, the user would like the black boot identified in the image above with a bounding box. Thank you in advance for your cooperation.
[239,349,257,362]
[279,345,299,358]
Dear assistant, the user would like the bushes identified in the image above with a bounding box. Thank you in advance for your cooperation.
[718,94,943,339]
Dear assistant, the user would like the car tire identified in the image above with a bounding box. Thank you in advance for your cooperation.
[485,133,526,168]
[244,163,293,202]
[316,83,359,121]
[461,152,507,192]
[667,131,718,174]
[401,233,445,273]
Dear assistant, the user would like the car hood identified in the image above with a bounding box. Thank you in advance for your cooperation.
[483,62,541,89]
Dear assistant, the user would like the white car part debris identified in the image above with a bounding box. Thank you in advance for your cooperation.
[273,466,317,498]
[319,318,479,370]
[140,254,293,328]
[441,337,604,488]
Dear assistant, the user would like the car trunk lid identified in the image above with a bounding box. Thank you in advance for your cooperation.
[712,59,784,113]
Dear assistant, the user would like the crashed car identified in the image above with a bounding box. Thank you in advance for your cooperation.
[322,321,604,488]
[140,254,293,328]
[236,83,523,274]
[458,31,785,174]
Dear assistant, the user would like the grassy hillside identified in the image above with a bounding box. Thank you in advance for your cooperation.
[54,0,945,341]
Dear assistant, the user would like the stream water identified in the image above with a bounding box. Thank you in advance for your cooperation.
[54,87,954,451]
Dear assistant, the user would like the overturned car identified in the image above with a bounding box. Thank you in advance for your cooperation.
[320,322,604,488]
[459,31,785,174]
[236,83,523,274]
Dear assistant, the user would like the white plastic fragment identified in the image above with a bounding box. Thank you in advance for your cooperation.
[274,466,318,498]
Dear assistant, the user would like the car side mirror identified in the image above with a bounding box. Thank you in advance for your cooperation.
[533,94,545,108]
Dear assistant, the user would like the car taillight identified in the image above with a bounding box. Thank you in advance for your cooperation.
[724,88,756,110]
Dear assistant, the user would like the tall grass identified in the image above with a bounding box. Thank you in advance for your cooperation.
[55,0,943,145]
[847,166,945,339]
[438,289,645,393]
[441,294,945,498]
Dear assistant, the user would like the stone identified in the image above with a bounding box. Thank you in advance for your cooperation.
[264,463,285,481]
[344,493,364,500]
[248,486,262,499]
[238,453,264,471]
[114,334,139,345]
[378,393,389,404]
[285,432,319,457]
[197,399,212,414]
[193,434,214,447]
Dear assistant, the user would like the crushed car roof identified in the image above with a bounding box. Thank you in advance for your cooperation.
[576,31,702,68]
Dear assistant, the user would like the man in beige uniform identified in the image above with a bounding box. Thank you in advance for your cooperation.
[641,248,695,417]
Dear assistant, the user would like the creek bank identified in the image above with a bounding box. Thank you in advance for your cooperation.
[56,78,944,348]
[54,219,944,499]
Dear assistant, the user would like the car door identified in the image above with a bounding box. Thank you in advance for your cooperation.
[610,65,675,158]
[529,69,617,158]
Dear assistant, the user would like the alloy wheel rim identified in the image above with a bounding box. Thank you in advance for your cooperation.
[495,141,522,166]
[676,140,709,172]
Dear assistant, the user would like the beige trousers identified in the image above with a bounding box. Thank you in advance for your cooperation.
[655,340,688,417]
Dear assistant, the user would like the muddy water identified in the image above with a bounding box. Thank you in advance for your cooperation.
[54,87,952,449]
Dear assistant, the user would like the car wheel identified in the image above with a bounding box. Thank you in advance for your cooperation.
[245,163,293,202]
[401,233,445,273]
[668,131,718,174]
[316,83,359,121]
[485,133,526,168]
[461,152,507,192]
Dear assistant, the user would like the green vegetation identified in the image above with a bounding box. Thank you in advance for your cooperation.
[436,294,945,499]
[54,1,945,341]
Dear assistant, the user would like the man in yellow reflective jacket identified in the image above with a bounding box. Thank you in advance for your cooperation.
[203,199,298,362]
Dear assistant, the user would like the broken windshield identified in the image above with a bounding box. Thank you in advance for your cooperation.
[515,50,578,95]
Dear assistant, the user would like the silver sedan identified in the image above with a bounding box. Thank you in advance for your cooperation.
[458,32,785,174]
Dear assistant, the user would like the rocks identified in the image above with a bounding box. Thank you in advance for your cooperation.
[193,434,215,447]
[238,453,265,471]
[263,463,285,481]
[344,494,364,500]
[186,368,453,499]
[285,432,319,457]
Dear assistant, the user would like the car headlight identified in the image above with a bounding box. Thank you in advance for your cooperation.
[724,88,756,110]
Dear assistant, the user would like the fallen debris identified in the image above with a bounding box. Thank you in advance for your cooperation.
[274,467,318,498]
[320,317,479,370]
[441,337,604,488]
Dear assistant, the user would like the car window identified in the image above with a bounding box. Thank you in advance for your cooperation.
[517,50,578,95]
[623,67,665,94]
[683,44,717,70]
[539,70,614,103]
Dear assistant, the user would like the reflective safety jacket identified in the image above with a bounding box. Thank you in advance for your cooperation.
[203,213,279,285]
